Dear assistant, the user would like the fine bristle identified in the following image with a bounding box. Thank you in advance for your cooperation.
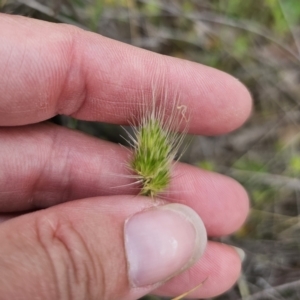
[128,88,189,198]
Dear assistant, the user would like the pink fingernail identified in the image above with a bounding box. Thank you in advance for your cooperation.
[124,203,207,287]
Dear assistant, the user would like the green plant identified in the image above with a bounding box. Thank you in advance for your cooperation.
[128,92,188,198]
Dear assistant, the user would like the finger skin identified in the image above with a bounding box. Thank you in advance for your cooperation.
[0,197,155,300]
[0,123,249,236]
[0,196,240,300]
[155,242,242,298]
[0,13,252,134]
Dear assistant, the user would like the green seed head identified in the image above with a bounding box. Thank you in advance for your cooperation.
[129,95,188,198]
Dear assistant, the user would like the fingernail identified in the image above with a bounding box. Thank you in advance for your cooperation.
[124,203,207,287]
[233,246,246,262]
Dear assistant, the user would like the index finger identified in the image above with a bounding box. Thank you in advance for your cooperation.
[0,13,252,134]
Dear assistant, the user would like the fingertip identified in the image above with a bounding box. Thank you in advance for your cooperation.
[212,174,250,236]
[197,242,243,298]
[208,174,250,236]
[188,66,253,135]
[154,241,243,299]
[124,203,207,288]
[221,75,253,133]
[170,164,250,237]
[230,176,250,229]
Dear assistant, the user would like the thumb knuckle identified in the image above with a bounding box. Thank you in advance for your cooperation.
[35,213,105,300]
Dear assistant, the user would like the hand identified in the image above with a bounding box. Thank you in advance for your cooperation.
[0,13,252,300]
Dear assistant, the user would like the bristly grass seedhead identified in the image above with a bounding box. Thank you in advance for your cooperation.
[128,90,188,199]
[132,117,172,197]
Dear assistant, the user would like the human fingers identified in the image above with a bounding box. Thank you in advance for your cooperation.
[0,197,207,300]
[0,123,248,237]
[155,242,244,299]
[0,13,251,134]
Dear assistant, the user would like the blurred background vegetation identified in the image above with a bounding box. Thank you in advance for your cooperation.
[1,0,300,299]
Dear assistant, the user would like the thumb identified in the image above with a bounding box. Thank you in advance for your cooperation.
[0,196,207,300]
